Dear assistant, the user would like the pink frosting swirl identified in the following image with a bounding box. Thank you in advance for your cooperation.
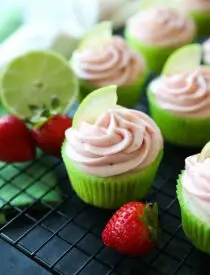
[203,38,210,64]
[150,67,210,117]
[177,0,210,12]
[65,107,163,177]
[126,7,195,47]
[182,154,210,224]
[71,36,146,87]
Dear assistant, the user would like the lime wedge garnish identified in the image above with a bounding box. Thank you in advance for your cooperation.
[78,21,112,50]
[198,141,210,162]
[73,85,117,128]
[162,44,202,76]
[0,50,78,118]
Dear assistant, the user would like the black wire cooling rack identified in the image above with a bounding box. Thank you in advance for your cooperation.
[0,83,209,275]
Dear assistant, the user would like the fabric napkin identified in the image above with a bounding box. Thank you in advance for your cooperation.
[0,106,62,224]
[0,7,23,43]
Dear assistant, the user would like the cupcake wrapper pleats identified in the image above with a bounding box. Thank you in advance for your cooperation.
[147,91,210,147]
[177,176,210,253]
[62,143,163,209]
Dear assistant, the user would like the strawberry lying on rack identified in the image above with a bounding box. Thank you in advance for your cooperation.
[102,202,159,256]
[0,115,36,162]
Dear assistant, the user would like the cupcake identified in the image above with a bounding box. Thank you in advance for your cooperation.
[176,0,210,36]
[148,66,210,147]
[203,38,210,65]
[124,7,196,73]
[177,144,210,253]
[71,35,147,107]
[62,86,163,209]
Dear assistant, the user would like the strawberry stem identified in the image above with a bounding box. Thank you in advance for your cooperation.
[140,202,160,243]
[27,95,62,128]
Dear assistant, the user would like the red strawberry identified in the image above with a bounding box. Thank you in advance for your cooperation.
[32,114,72,157]
[102,202,159,256]
[29,96,72,157]
[0,115,36,163]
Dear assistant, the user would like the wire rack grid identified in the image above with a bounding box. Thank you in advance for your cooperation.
[0,87,208,275]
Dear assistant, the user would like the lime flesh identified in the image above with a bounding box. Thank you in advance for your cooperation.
[0,50,78,118]
[73,85,118,128]
[162,44,202,76]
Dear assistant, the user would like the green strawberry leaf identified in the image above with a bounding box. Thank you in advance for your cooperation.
[140,202,160,243]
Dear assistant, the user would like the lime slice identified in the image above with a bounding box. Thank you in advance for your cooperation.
[73,85,117,128]
[78,21,112,50]
[162,44,202,76]
[139,0,174,9]
[0,50,78,118]
[198,141,210,162]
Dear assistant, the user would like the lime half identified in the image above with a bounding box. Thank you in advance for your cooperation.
[0,50,78,118]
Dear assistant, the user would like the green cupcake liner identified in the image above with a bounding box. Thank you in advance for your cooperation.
[147,89,210,147]
[78,72,147,107]
[177,175,210,253]
[190,11,210,37]
[124,29,179,73]
[124,29,195,73]
[62,142,163,209]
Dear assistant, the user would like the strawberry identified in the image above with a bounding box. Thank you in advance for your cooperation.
[32,114,72,157]
[29,96,72,157]
[102,202,159,256]
[0,115,36,163]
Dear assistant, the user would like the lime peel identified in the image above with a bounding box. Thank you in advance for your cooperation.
[73,85,118,128]
[139,0,176,10]
[0,50,78,118]
[78,21,113,50]
[162,44,202,76]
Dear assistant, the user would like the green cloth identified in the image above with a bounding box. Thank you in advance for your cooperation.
[0,105,62,223]
[0,8,23,43]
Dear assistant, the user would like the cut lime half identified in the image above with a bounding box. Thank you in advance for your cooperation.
[73,85,118,128]
[78,21,112,50]
[0,50,78,118]
[162,44,202,76]
[198,141,210,162]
